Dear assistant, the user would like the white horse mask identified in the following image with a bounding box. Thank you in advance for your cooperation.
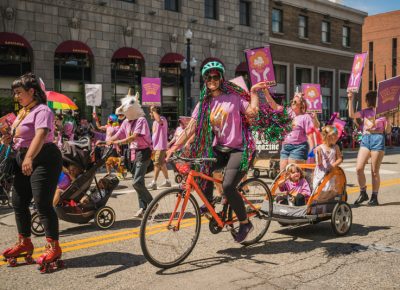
[115,93,145,121]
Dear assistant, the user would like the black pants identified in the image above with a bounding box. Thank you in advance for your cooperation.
[130,148,153,210]
[204,149,248,222]
[13,143,62,239]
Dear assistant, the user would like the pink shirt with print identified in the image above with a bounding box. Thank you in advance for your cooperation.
[13,104,55,150]
[114,117,151,150]
[359,108,387,135]
[152,116,168,150]
[192,93,250,150]
[283,108,314,145]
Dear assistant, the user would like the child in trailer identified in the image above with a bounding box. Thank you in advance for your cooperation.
[277,163,311,206]
[312,125,343,202]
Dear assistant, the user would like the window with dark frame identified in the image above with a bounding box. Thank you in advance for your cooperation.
[321,21,331,43]
[239,1,251,26]
[393,38,397,77]
[342,26,351,47]
[298,15,308,38]
[272,9,283,33]
[205,0,217,20]
[120,0,135,3]
[165,0,179,12]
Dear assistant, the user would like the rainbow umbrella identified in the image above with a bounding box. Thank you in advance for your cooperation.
[46,91,78,110]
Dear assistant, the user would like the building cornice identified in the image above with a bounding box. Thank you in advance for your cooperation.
[274,0,367,24]
[269,37,357,58]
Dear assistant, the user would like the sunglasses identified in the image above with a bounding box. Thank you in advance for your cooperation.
[204,75,221,82]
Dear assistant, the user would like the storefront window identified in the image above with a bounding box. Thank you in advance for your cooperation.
[339,73,350,119]
[319,70,333,121]
[0,34,32,115]
[54,41,93,120]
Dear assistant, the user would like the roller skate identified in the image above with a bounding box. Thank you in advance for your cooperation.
[2,234,35,267]
[36,238,64,273]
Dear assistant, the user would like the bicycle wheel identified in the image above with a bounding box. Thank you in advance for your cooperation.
[140,188,201,268]
[237,178,273,246]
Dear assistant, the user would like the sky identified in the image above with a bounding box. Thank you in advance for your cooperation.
[341,0,400,15]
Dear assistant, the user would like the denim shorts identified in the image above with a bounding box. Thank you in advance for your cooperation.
[360,134,385,151]
[280,142,309,161]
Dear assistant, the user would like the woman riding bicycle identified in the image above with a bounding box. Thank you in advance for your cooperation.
[167,61,268,243]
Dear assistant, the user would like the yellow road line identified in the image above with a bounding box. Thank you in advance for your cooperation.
[1,177,400,267]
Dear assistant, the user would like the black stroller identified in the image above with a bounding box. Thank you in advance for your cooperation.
[31,138,119,236]
[0,143,14,208]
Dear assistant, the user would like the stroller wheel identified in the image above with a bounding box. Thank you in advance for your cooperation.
[253,169,260,178]
[31,212,45,236]
[95,206,116,229]
[175,174,183,184]
[331,202,352,236]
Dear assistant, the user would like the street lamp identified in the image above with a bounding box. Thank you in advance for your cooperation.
[180,29,197,116]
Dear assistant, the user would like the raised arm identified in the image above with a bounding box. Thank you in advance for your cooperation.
[166,118,197,159]
[347,92,362,119]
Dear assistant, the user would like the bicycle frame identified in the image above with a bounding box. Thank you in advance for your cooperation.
[168,168,260,231]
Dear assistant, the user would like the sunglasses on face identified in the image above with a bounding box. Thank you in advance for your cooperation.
[205,75,220,82]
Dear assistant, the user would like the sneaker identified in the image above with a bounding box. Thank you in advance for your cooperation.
[133,208,144,219]
[367,195,379,206]
[159,180,172,188]
[235,221,254,243]
[147,181,157,190]
[354,191,368,205]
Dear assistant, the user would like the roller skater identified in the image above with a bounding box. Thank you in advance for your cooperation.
[36,238,63,273]
[2,234,35,267]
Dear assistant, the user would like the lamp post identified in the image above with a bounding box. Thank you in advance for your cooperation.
[180,29,197,116]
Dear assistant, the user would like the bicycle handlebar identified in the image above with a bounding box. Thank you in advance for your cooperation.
[169,155,217,164]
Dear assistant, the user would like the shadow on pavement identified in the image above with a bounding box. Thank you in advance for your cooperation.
[156,223,390,275]
[379,201,400,207]
[59,219,141,237]
[64,251,146,277]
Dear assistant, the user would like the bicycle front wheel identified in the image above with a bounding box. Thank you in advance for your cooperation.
[140,188,201,268]
[238,178,273,246]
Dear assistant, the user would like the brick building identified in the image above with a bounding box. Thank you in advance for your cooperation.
[0,0,366,125]
[268,0,366,121]
[362,10,400,125]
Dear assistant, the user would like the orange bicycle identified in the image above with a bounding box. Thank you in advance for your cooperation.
[140,155,273,268]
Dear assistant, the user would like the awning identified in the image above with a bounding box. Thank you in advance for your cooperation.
[112,47,144,60]
[235,62,248,73]
[55,40,93,56]
[160,53,184,65]
[200,57,225,69]
[0,32,31,49]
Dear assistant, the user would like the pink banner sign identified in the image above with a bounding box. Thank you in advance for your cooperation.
[347,52,368,93]
[245,46,276,87]
[0,113,16,135]
[229,76,249,92]
[141,77,161,106]
[301,83,322,113]
[376,75,400,114]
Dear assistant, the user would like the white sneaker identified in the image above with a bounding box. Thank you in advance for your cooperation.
[133,208,144,219]
[147,181,157,190]
[159,180,172,188]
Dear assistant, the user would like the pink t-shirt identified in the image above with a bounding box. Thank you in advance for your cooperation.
[106,125,120,149]
[174,126,184,139]
[359,108,386,135]
[283,108,314,145]
[114,117,151,150]
[279,178,311,197]
[192,93,249,150]
[13,104,55,150]
[152,116,168,151]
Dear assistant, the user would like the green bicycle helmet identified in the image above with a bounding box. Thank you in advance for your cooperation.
[201,61,225,77]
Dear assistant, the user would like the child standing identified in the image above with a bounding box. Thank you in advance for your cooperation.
[277,163,311,206]
[313,125,343,193]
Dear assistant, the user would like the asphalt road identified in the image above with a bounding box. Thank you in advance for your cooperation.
[1,148,400,289]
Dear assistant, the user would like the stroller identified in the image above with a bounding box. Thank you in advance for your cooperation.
[31,137,119,236]
[262,164,352,236]
[0,143,14,208]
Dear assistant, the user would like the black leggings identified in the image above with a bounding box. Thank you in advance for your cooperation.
[13,143,62,240]
[204,149,248,222]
